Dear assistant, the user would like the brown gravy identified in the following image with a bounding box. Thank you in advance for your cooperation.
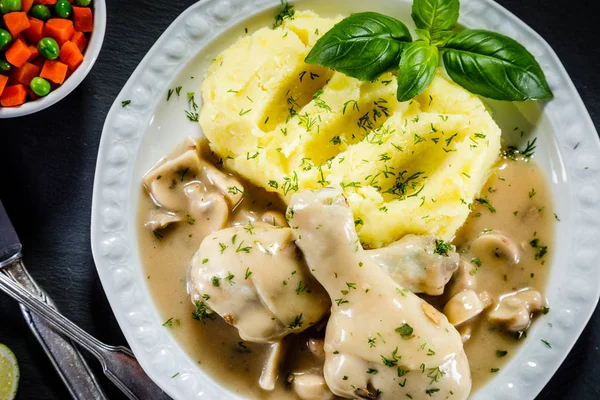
[137,149,554,399]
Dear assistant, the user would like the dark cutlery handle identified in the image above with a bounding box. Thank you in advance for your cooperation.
[4,259,108,400]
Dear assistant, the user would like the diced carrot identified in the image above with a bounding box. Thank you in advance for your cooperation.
[71,31,87,52]
[8,61,40,85]
[0,84,28,107]
[28,44,39,61]
[59,40,83,71]
[72,6,93,32]
[22,0,34,12]
[23,17,44,45]
[3,12,31,37]
[44,18,74,46]
[27,87,40,101]
[40,59,68,84]
[5,39,31,68]
[32,57,45,68]
[36,0,58,4]
[0,75,8,97]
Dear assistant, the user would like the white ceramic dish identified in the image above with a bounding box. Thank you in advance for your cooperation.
[0,0,106,119]
[91,0,600,399]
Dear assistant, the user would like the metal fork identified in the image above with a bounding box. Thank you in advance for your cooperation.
[0,256,171,400]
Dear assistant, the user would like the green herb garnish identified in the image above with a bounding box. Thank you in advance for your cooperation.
[304,0,552,102]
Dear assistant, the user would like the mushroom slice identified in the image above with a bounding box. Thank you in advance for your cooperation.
[516,288,544,311]
[292,373,335,400]
[367,234,459,296]
[261,211,288,227]
[458,324,472,344]
[307,338,325,360]
[259,342,285,391]
[201,161,245,207]
[443,290,493,326]
[185,187,229,232]
[143,150,203,211]
[488,289,545,332]
[471,232,520,264]
[446,259,478,299]
[144,209,182,231]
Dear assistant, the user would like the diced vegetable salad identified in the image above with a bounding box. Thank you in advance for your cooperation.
[0,0,93,107]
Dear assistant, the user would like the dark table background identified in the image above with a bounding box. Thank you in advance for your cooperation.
[1,0,599,399]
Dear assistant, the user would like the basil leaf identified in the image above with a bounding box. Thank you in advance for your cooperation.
[412,0,459,41]
[430,30,453,47]
[442,29,553,101]
[305,12,412,81]
[396,41,439,102]
[415,28,431,43]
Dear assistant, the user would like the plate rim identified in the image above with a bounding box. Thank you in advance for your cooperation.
[91,0,600,399]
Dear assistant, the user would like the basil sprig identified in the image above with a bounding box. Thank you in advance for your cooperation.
[304,0,553,102]
[305,12,412,81]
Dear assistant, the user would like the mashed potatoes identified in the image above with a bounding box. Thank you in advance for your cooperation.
[200,11,501,248]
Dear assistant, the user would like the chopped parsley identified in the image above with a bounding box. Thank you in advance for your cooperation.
[295,281,308,295]
[475,197,496,213]
[236,241,252,253]
[121,100,131,107]
[542,306,550,315]
[395,324,414,339]
[368,336,377,347]
[381,347,401,367]
[433,240,452,257]
[288,313,303,329]
[218,242,228,254]
[224,271,235,286]
[496,350,508,358]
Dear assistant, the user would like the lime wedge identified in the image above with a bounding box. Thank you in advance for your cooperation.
[0,343,19,400]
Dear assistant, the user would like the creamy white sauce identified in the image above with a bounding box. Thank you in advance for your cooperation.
[137,139,554,399]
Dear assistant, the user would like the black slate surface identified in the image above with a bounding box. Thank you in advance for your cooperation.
[0,1,598,399]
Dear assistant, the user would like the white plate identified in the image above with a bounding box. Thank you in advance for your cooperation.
[91,0,600,399]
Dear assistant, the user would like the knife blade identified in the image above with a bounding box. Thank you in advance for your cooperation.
[0,198,22,267]
[0,198,108,400]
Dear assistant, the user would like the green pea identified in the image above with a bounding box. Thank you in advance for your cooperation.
[38,37,60,60]
[30,4,51,21]
[0,28,11,51]
[75,0,91,6]
[0,0,21,15]
[30,77,51,97]
[54,0,72,19]
[0,59,11,73]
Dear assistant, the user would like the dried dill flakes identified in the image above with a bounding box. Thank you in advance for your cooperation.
[273,0,295,29]
[502,138,537,160]
[191,301,215,324]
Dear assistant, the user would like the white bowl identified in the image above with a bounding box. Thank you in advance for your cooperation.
[0,0,106,119]
[91,0,600,399]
